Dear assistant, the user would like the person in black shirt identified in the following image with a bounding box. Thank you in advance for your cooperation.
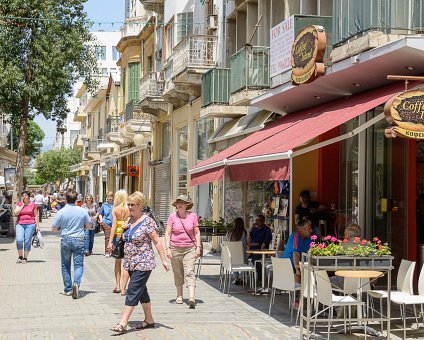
[295,190,326,238]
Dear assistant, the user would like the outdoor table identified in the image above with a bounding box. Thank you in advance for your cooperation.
[335,270,384,336]
[246,249,276,294]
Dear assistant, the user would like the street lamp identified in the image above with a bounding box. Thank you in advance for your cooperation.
[133,133,145,147]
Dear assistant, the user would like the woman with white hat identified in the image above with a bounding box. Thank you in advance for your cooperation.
[165,194,201,309]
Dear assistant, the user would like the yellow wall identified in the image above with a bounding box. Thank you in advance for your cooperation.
[291,138,319,228]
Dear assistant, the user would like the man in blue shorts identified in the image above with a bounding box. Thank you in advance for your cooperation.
[52,189,91,299]
[283,219,313,283]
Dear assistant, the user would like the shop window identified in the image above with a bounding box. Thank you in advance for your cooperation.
[177,126,188,195]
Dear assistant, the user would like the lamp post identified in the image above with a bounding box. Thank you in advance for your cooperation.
[133,133,145,147]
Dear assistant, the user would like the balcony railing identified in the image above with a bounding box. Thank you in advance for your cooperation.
[106,115,120,134]
[84,138,105,153]
[140,72,164,101]
[230,46,270,94]
[201,68,230,107]
[125,101,150,123]
[120,16,146,38]
[173,35,217,77]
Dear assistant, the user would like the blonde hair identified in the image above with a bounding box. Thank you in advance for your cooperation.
[128,191,146,209]
[84,194,93,204]
[114,189,128,207]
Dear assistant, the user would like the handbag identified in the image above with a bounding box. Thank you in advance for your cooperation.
[95,218,102,234]
[111,238,125,259]
[177,213,203,257]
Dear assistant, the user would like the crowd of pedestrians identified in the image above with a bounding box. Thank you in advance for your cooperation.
[13,187,201,335]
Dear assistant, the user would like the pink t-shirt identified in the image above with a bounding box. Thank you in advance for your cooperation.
[16,201,37,225]
[167,211,199,247]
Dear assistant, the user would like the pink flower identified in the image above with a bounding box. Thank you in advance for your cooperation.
[354,237,361,244]
[377,240,381,244]
[331,237,337,242]
[324,235,332,241]
[309,242,315,248]
[361,239,367,245]
[378,245,383,250]
[373,237,379,242]
[343,239,348,244]
[311,235,318,240]
[318,243,325,249]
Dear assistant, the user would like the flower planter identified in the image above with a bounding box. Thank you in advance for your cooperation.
[306,254,393,270]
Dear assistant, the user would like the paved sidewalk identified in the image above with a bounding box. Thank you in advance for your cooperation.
[0,216,299,339]
[1,216,424,339]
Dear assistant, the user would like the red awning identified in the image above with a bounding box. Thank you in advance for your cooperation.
[190,81,406,185]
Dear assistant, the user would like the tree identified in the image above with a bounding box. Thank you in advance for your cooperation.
[33,147,82,189]
[0,1,97,200]
[8,119,45,158]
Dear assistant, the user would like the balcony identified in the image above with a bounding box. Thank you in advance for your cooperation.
[162,59,190,109]
[139,72,167,116]
[73,107,87,123]
[172,35,218,95]
[120,17,145,38]
[200,68,247,119]
[83,138,104,161]
[106,115,125,145]
[140,0,163,14]
[120,101,152,140]
[229,46,270,106]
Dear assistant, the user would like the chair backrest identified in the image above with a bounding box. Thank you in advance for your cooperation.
[397,259,415,294]
[271,257,295,291]
[343,278,371,295]
[418,263,424,296]
[300,263,315,298]
[221,245,232,272]
[314,270,333,307]
[223,241,245,264]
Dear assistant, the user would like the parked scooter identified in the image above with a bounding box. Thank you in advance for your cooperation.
[0,202,12,234]
[143,206,165,236]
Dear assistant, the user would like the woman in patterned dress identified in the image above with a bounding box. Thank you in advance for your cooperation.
[111,191,170,334]
[82,194,98,256]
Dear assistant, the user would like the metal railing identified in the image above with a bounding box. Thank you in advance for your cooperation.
[140,72,164,101]
[106,115,120,134]
[201,68,230,107]
[84,138,105,153]
[173,35,218,77]
[125,101,150,123]
[120,16,147,38]
[230,46,270,94]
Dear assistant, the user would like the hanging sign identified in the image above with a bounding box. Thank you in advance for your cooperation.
[127,166,139,177]
[291,25,326,85]
[384,89,424,139]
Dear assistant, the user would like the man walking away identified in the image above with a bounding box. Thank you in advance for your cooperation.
[34,190,44,223]
[52,189,91,299]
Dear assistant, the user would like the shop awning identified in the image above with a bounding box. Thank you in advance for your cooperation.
[190,80,407,185]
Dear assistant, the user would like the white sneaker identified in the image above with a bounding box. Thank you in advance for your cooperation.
[62,291,72,296]
[72,283,79,299]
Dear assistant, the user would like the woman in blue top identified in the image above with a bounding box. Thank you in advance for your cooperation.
[98,191,114,257]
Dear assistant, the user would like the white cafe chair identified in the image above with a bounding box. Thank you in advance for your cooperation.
[268,257,300,321]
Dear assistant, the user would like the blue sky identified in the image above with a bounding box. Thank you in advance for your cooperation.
[36,0,124,150]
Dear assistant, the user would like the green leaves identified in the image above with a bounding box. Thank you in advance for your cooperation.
[33,147,82,186]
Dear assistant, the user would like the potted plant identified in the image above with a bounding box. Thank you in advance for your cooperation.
[307,235,392,269]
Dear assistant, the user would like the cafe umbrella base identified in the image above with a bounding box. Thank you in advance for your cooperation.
[299,253,394,340]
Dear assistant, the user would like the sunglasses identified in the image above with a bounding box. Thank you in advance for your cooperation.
[127,203,139,207]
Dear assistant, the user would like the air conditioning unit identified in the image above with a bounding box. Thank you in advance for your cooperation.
[207,15,217,30]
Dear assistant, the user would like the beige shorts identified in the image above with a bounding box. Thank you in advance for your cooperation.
[170,246,196,287]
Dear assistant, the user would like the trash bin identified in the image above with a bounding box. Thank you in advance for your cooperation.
[418,244,424,273]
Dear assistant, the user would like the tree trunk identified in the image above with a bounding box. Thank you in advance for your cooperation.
[9,106,28,238]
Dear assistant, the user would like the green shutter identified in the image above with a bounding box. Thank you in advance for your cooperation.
[128,62,140,103]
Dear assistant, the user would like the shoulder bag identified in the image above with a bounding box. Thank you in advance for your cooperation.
[111,218,144,259]
[177,213,203,257]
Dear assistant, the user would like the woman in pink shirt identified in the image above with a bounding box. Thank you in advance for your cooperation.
[165,194,201,309]
[14,191,39,263]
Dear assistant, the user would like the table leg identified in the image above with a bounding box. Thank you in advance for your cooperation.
[261,253,266,290]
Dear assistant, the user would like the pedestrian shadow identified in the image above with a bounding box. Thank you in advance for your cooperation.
[78,290,96,298]
[0,248,9,251]
[27,260,46,263]
[110,321,174,336]
[168,298,205,305]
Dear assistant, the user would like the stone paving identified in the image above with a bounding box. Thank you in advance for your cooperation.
[0,216,423,339]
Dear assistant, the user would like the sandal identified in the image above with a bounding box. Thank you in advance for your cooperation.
[113,288,121,294]
[135,320,155,329]
[188,297,195,309]
[175,296,183,304]
[121,289,127,296]
[111,323,127,333]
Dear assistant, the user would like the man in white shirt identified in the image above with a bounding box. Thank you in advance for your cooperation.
[34,190,44,223]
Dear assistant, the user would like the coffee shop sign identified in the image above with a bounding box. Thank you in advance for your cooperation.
[291,25,326,85]
[384,89,424,139]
